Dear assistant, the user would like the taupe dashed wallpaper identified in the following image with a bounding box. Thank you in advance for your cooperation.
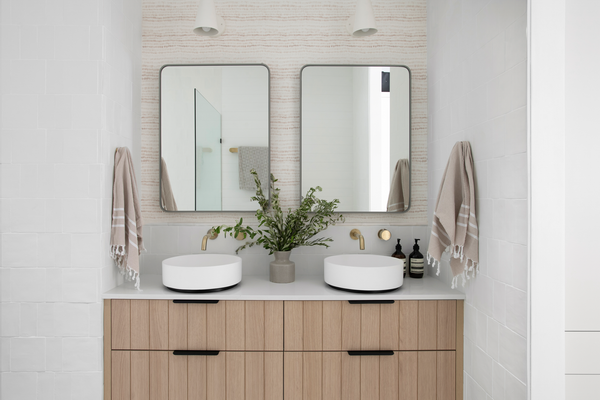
[142,0,427,225]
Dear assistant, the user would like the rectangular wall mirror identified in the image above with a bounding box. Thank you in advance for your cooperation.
[160,64,270,211]
[301,65,411,212]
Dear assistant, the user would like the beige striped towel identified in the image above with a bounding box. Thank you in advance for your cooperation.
[427,142,479,288]
[387,159,409,211]
[110,147,144,290]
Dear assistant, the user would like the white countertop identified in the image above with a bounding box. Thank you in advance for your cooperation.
[103,274,465,301]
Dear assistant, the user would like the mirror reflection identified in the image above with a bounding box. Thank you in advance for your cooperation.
[301,65,411,212]
[160,64,270,212]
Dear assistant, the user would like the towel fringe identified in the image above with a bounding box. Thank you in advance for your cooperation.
[110,245,126,258]
[110,245,142,291]
[427,252,441,276]
[451,275,459,289]
[451,244,465,261]
[429,245,480,288]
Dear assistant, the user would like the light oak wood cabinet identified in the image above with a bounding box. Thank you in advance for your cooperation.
[284,351,455,400]
[110,299,283,351]
[112,350,283,400]
[104,299,463,400]
[283,300,457,351]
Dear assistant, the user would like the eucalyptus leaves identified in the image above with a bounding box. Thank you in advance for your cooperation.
[212,170,344,254]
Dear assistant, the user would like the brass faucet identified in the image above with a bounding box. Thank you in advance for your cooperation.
[350,229,365,250]
[201,229,218,251]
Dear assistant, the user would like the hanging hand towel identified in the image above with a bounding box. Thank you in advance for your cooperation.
[238,146,269,190]
[110,147,144,290]
[160,157,178,211]
[387,159,410,211]
[427,141,479,288]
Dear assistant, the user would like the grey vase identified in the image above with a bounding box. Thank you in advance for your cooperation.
[270,251,295,283]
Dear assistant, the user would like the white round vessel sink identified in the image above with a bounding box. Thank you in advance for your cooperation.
[324,254,403,292]
[162,254,242,292]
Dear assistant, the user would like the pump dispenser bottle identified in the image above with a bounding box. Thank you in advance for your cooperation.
[409,239,424,279]
[391,239,407,277]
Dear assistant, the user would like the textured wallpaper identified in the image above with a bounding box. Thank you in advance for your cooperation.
[142,0,427,225]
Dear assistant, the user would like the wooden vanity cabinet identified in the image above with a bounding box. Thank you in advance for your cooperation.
[282,300,462,400]
[284,350,455,400]
[283,300,457,351]
[111,350,283,400]
[104,299,463,400]
[109,299,283,351]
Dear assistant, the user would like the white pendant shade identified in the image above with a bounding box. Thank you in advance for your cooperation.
[347,0,378,37]
[193,0,225,37]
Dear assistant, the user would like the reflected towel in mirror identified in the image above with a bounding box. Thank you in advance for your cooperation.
[387,159,409,211]
[238,146,269,190]
[161,157,178,211]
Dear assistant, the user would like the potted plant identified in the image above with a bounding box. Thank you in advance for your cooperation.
[212,170,344,283]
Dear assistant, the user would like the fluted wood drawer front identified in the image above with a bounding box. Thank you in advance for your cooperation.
[111,300,283,351]
[283,351,455,400]
[111,351,283,400]
[283,300,456,351]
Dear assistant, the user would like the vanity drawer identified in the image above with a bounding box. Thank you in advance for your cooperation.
[112,350,283,400]
[110,299,283,351]
[283,300,457,351]
[284,350,455,400]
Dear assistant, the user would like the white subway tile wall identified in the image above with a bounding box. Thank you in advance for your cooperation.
[0,0,141,398]
[427,0,527,398]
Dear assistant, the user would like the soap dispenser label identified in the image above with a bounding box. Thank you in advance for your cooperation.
[410,259,424,273]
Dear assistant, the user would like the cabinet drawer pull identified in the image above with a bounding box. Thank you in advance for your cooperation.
[348,300,395,305]
[173,350,220,356]
[348,351,394,356]
[172,300,219,304]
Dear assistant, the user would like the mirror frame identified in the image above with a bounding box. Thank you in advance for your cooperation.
[159,63,271,212]
[299,64,412,213]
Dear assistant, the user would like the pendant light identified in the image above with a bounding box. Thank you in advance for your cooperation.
[347,0,378,37]
[193,0,225,37]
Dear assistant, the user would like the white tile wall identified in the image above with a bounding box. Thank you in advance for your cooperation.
[566,376,600,400]
[427,0,528,398]
[566,332,600,374]
[0,372,38,400]
[0,0,141,398]
[10,338,45,371]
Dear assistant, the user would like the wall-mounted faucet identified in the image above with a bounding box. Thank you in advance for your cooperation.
[350,229,365,250]
[201,229,218,251]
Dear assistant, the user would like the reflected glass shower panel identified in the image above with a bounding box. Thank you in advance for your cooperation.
[195,89,222,210]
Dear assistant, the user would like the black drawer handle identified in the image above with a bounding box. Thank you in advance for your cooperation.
[173,300,219,304]
[348,351,394,356]
[173,350,220,356]
[348,300,395,305]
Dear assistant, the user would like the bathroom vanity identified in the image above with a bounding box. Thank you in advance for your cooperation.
[103,275,464,400]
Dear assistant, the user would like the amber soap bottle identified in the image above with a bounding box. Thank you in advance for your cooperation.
[391,239,407,278]
[409,239,424,279]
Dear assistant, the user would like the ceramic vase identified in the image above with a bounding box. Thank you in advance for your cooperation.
[270,251,295,283]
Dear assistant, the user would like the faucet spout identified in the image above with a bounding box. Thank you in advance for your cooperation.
[350,229,365,250]
[201,229,218,251]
